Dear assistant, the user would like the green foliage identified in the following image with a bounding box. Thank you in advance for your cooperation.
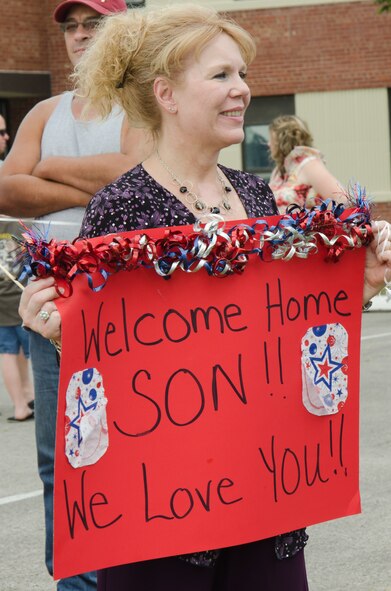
[376,0,391,13]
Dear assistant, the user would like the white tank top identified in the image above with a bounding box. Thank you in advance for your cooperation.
[38,91,124,240]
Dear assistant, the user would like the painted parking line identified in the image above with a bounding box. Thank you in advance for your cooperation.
[362,332,391,341]
[0,489,42,506]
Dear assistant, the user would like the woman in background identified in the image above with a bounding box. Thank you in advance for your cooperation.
[268,114,346,213]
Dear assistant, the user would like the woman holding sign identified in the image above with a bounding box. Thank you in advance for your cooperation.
[19,4,391,591]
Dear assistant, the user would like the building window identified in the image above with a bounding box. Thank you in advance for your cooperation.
[126,0,145,6]
[0,100,8,119]
[243,124,271,176]
[243,95,295,178]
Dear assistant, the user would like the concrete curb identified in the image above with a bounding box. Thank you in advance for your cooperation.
[370,292,391,311]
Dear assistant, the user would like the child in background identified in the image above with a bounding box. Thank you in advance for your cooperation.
[0,218,34,421]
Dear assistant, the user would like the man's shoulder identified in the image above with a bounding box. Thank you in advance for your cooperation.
[26,93,70,124]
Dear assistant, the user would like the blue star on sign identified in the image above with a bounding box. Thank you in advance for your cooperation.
[69,396,98,446]
[310,344,343,391]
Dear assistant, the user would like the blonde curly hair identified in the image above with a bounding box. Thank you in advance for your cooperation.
[73,3,256,137]
[269,115,314,176]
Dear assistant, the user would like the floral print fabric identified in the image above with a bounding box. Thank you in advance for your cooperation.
[80,163,278,238]
[269,146,325,214]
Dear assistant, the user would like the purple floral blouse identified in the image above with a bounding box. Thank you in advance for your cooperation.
[80,163,308,566]
[80,163,278,238]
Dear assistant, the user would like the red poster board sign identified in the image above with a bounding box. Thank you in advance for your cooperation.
[53,219,364,579]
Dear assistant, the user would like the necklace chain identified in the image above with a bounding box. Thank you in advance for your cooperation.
[156,150,232,216]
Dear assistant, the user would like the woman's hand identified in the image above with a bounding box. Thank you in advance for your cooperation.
[19,276,62,342]
[363,220,391,305]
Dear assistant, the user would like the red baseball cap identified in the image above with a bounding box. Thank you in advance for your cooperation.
[54,0,127,23]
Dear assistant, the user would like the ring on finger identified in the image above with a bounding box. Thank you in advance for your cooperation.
[38,309,51,322]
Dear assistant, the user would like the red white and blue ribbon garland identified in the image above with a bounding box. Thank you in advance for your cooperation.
[17,185,373,298]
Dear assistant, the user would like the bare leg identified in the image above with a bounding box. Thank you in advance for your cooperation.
[16,350,34,406]
[0,353,33,419]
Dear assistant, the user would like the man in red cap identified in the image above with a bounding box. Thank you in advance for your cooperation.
[0,2,150,590]
[53,0,128,21]
[0,0,148,223]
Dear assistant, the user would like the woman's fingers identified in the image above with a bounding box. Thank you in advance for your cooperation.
[373,221,391,263]
[19,277,62,340]
[20,287,58,324]
[37,309,62,341]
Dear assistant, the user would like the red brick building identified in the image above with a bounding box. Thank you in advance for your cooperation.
[1,0,390,219]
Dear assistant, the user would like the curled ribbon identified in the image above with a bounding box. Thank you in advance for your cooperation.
[16,187,375,297]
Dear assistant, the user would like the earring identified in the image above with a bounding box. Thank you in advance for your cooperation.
[168,105,177,113]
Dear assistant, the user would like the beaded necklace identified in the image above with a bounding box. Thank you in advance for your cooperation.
[156,151,232,215]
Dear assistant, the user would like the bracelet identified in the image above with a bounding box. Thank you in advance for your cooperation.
[50,339,62,355]
[362,300,373,312]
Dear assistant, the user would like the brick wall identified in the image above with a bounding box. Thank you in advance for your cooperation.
[2,1,391,98]
[373,202,391,223]
[46,0,391,98]
[232,1,391,96]
[0,0,49,70]
[0,0,72,95]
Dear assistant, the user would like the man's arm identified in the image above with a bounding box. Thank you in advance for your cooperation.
[0,97,91,216]
[31,121,153,195]
[0,175,91,217]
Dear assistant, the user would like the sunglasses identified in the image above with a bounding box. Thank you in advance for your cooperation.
[0,129,8,137]
[60,17,102,34]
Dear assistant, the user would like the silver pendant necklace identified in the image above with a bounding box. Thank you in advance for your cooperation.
[156,150,232,215]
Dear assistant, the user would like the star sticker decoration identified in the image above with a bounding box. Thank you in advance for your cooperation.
[69,396,98,446]
[310,344,343,391]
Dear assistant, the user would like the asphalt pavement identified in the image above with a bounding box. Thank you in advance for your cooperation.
[0,312,390,591]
